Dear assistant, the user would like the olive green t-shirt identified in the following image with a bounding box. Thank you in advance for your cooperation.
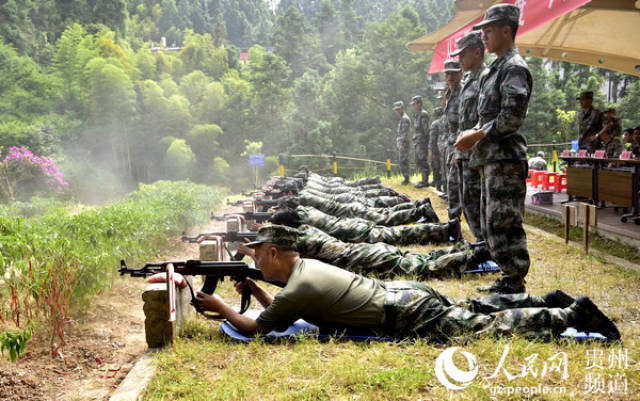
[256,258,386,332]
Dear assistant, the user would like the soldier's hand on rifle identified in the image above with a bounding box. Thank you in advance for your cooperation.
[234,278,258,295]
[194,291,226,313]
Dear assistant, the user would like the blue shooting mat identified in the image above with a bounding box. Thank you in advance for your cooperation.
[220,310,612,342]
[464,260,501,274]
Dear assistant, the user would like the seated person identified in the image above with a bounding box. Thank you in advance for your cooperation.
[527,151,547,171]
[598,128,623,159]
[599,108,622,138]
[196,225,620,342]
[626,127,640,158]
[291,205,461,244]
[278,192,439,226]
[240,215,479,279]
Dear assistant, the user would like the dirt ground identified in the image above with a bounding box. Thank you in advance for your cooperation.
[0,205,234,401]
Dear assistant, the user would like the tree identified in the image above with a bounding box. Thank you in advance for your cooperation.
[164,138,196,179]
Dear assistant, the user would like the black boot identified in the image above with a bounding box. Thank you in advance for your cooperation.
[401,176,410,185]
[571,296,620,340]
[447,218,462,242]
[543,290,575,309]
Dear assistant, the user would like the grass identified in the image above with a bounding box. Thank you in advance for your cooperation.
[142,174,639,400]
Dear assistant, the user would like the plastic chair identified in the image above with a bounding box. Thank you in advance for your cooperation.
[531,171,546,189]
[541,172,557,190]
[552,173,567,193]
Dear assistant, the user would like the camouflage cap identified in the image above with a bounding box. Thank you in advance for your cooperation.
[472,4,520,30]
[433,106,443,116]
[410,95,422,105]
[576,91,594,100]
[393,101,404,110]
[450,31,484,57]
[443,60,461,72]
[245,224,299,249]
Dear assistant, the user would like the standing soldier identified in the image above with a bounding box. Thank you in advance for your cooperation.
[443,60,463,219]
[436,91,449,196]
[576,91,603,153]
[429,106,444,192]
[393,101,412,185]
[454,4,532,294]
[450,31,487,241]
[411,96,431,188]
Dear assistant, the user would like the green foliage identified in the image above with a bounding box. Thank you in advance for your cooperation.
[164,138,196,179]
[0,180,226,352]
[0,328,32,362]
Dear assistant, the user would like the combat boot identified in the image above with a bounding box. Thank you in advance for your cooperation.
[543,290,575,309]
[401,176,410,185]
[570,296,620,340]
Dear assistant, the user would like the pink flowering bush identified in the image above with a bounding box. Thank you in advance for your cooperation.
[0,146,69,201]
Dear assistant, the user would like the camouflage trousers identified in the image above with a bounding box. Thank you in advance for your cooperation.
[301,189,410,208]
[438,143,449,193]
[297,205,449,245]
[459,160,483,241]
[446,154,462,219]
[381,281,574,341]
[430,147,442,188]
[295,193,439,226]
[479,161,530,289]
[415,139,430,183]
[399,146,410,178]
[308,173,381,187]
[297,226,484,279]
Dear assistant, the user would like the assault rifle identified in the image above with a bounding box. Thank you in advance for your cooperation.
[210,211,273,223]
[181,231,257,244]
[226,198,279,209]
[119,259,284,319]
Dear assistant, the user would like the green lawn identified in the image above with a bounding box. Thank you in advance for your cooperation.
[141,175,639,400]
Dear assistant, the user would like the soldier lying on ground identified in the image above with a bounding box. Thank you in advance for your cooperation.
[291,206,461,245]
[278,193,439,226]
[195,225,620,341]
[306,172,382,187]
[240,214,484,279]
[300,188,410,208]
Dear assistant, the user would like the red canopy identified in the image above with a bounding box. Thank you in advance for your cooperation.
[428,0,591,74]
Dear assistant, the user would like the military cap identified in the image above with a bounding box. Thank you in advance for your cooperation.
[443,60,461,72]
[393,101,404,110]
[245,224,299,249]
[576,91,594,100]
[410,95,422,105]
[472,4,520,30]
[450,31,484,57]
[433,106,443,116]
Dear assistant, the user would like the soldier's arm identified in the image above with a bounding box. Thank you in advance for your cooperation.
[479,66,531,141]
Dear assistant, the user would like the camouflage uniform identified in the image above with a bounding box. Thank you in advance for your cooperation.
[602,137,624,158]
[527,157,547,171]
[413,106,431,184]
[429,108,444,190]
[445,83,462,218]
[296,205,450,245]
[279,193,439,226]
[577,106,603,153]
[296,225,486,279]
[304,181,394,195]
[307,173,382,187]
[396,110,412,179]
[301,188,410,208]
[380,281,574,341]
[436,115,450,193]
[473,45,532,293]
[456,64,487,241]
